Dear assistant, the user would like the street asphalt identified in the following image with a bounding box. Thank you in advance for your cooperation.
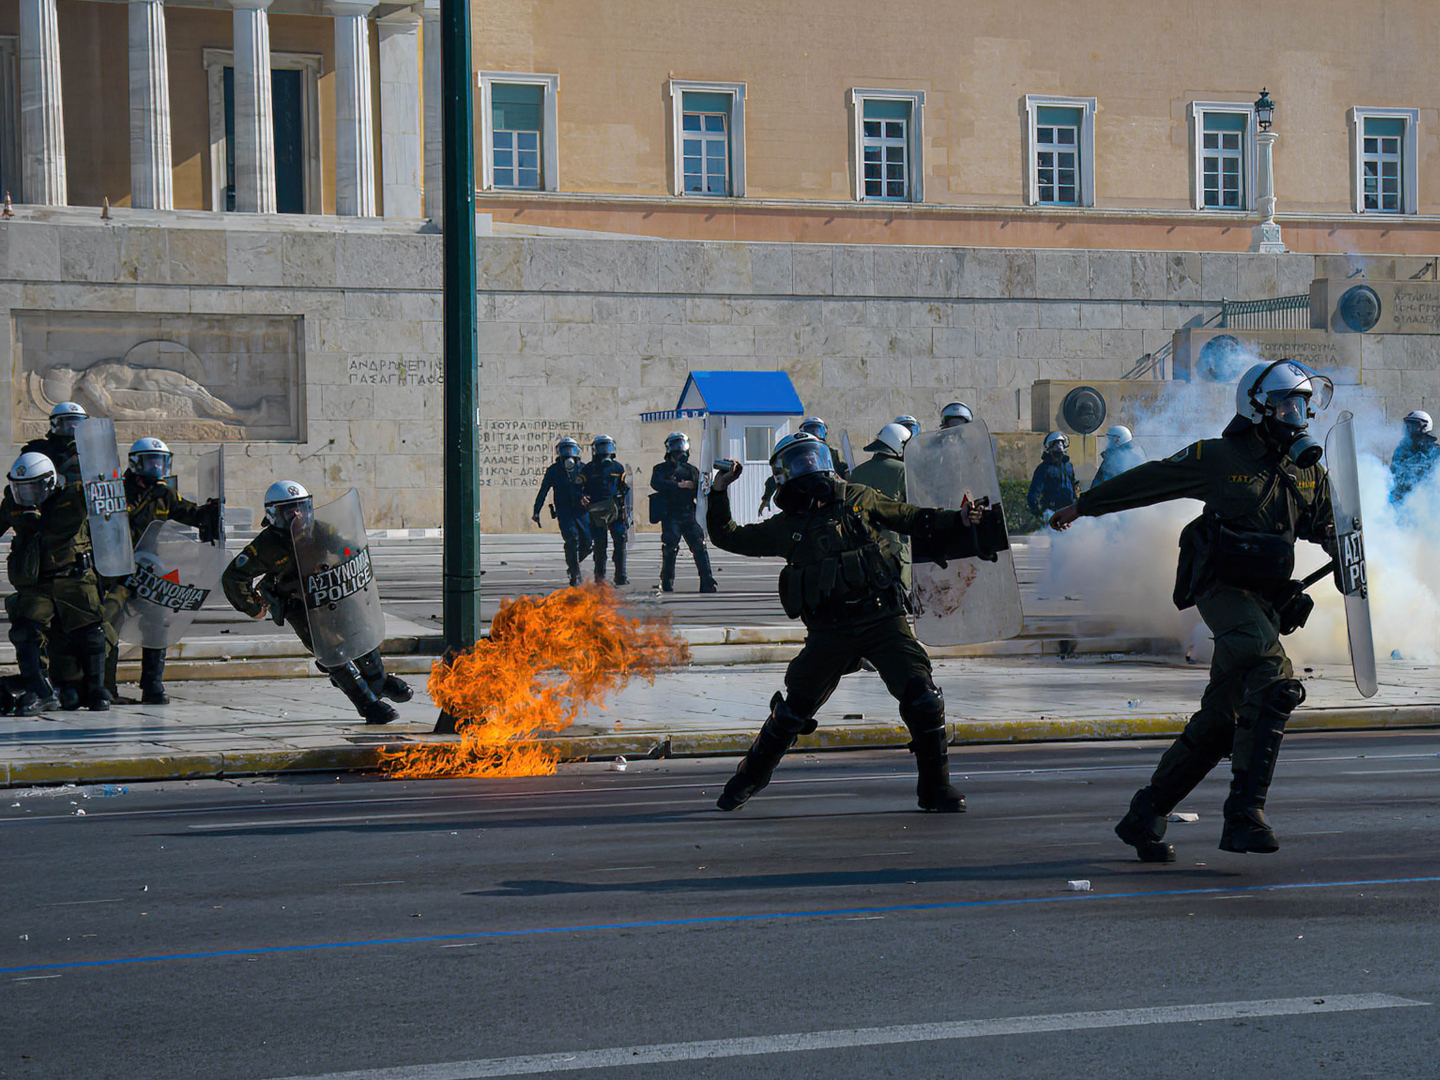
[3,730,1437,1079]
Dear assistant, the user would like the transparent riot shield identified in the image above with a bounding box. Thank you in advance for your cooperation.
[116,520,230,648]
[624,464,637,547]
[74,418,135,577]
[292,489,387,669]
[904,421,1024,646]
[197,445,225,543]
[1324,411,1378,698]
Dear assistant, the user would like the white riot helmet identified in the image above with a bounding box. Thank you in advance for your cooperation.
[591,434,617,459]
[665,431,690,458]
[1236,359,1334,467]
[865,422,911,457]
[799,416,828,441]
[940,402,973,428]
[1044,431,1070,453]
[128,437,172,481]
[7,452,59,507]
[1404,410,1434,436]
[48,401,87,438]
[264,479,313,530]
[893,415,921,437]
[1105,425,1133,448]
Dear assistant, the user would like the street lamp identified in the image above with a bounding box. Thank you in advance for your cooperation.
[1250,88,1285,252]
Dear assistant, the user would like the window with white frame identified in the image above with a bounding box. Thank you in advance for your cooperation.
[1351,108,1418,214]
[1023,95,1095,207]
[1189,103,1256,211]
[668,80,745,197]
[850,89,924,202]
[479,72,560,192]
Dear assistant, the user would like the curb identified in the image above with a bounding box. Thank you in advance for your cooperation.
[4,704,1438,788]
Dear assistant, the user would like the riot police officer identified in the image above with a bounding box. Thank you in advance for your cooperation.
[939,402,973,429]
[1027,431,1080,521]
[1092,425,1148,486]
[578,435,629,586]
[105,438,222,704]
[708,432,1003,813]
[1389,409,1438,505]
[650,432,718,593]
[533,436,593,587]
[849,421,912,589]
[222,481,412,723]
[1051,359,1338,859]
[892,415,921,439]
[0,452,109,713]
[760,418,849,513]
[22,401,87,483]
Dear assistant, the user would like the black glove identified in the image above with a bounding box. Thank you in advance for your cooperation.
[197,499,222,544]
[1276,581,1316,636]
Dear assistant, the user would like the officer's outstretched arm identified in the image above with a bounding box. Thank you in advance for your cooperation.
[704,488,790,558]
[1073,446,1212,519]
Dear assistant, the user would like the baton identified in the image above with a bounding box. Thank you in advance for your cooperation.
[1295,560,1336,594]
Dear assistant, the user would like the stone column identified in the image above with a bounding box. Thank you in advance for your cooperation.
[328,1,378,217]
[1250,129,1285,254]
[421,0,442,223]
[18,0,66,205]
[377,12,422,219]
[128,0,173,209]
[231,0,277,213]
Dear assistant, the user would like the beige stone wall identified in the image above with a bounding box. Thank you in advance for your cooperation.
[2,211,1436,533]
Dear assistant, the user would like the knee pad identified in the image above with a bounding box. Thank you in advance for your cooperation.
[770,691,817,736]
[1265,678,1306,716]
[9,618,45,647]
[899,676,945,730]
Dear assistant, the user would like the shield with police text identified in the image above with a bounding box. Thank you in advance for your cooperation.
[116,520,230,648]
[74,418,135,577]
[197,445,225,543]
[904,420,1023,646]
[1324,411,1378,698]
[292,489,386,668]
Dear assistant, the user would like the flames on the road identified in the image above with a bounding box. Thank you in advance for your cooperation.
[380,585,689,779]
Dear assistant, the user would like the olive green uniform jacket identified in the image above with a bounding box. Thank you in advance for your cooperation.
[848,451,911,589]
[222,524,317,652]
[0,485,103,633]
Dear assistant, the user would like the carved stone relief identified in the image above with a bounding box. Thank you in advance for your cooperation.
[12,311,303,442]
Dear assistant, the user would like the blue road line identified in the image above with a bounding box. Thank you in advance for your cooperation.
[4,875,1438,976]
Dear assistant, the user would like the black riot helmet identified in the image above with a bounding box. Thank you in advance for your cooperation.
[664,431,690,462]
[771,431,838,508]
[591,434,617,460]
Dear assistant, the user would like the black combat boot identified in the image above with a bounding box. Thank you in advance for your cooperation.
[909,725,966,812]
[717,693,806,811]
[695,546,718,593]
[1115,728,1228,862]
[140,648,169,705]
[659,544,677,593]
[356,649,413,703]
[900,679,964,811]
[612,542,629,587]
[11,622,58,716]
[1220,680,1304,854]
[329,661,399,724]
[569,572,582,587]
[1114,789,1176,862]
[82,626,111,712]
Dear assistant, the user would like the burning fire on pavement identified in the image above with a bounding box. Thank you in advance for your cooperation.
[380,584,690,779]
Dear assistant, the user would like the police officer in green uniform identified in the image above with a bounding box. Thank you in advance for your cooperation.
[21,402,87,484]
[101,438,222,704]
[222,480,411,723]
[849,421,913,589]
[708,432,1003,813]
[759,418,849,513]
[1,451,110,714]
[1051,360,1338,859]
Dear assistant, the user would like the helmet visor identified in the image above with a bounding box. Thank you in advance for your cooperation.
[131,451,172,479]
[51,415,83,439]
[777,442,834,485]
[269,498,313,532]
[800,421,827,441]
[9,476,53,507]
[1268,391,1313,429]
[593,439,616,457]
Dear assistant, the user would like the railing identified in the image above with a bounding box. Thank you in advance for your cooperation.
[1218,292,1311,330]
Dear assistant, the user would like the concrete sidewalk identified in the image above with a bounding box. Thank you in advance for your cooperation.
[3,655,1437,787]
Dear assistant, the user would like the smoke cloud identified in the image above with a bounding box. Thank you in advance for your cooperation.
[1039,346,1439,670]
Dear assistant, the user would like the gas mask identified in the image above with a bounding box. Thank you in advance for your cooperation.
[671,450,689,465]
[561,456,577,472]
[776,473,841,512]
[1266,393,1322,468]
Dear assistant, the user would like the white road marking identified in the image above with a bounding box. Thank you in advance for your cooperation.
[265,994,1426,1080]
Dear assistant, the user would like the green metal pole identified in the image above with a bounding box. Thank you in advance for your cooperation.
[440,0,481,653]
